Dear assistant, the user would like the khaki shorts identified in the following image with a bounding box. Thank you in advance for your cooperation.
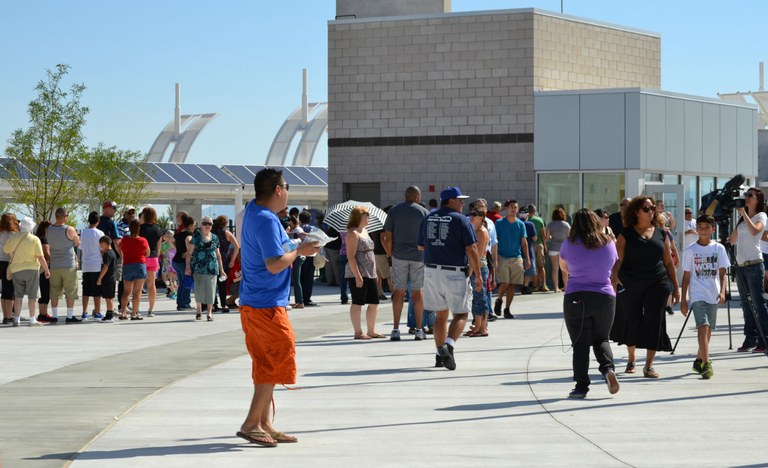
[423,267,471,314]
[49,268,79,301]
[497,257,524,285]
[392,257,425,290]
[535,244,546,269]
[374,254,391,279]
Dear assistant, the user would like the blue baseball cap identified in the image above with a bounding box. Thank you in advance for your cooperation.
[440,186,469,201]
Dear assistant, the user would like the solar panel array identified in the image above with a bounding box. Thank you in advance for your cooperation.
[0,159,327,187]
[221,165,328,187]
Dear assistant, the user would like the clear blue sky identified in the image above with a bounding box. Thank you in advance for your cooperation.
[1,0,765,169]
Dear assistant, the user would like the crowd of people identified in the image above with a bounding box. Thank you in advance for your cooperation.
[4,169,767,447]
[0,203,242,326]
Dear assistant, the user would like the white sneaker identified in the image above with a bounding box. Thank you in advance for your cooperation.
[12,318,20,327]
[286,305,293,311]
[390,328,401,341]
[29,318,42,327]
[414,329,426,341]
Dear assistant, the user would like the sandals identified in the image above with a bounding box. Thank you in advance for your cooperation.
[195,313,202,320]
[625,361,636,374]
[130,315,143,321]
[207,315,214,321]
[269,430,298,443]
[643,367,660,379]
[236,430,277,448]
[367,333,386,339]
[354,334,371,340]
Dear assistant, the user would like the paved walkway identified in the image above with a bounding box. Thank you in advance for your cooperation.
[1,284,767,467]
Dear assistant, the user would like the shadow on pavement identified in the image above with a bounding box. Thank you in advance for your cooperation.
[30,442,249,462]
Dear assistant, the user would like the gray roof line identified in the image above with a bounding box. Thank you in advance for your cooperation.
[329,7,659,38]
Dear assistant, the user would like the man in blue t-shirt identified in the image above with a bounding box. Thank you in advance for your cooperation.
[494,200,530,318]
[418,186,482,371]
[236,168,319,447]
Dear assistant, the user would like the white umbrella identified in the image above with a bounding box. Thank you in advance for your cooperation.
[324,200,387,233]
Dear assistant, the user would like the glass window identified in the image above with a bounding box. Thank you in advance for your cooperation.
[683,175,698,214]
[663,174,680,184]
[644,173,662,183]
[583,173,625,214]
[538,173,580,223]
[716,177,726,189]
[700,177,715,205]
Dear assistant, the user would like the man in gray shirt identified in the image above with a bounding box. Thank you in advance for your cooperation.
[48,207,81,323]
[382,186,430,341]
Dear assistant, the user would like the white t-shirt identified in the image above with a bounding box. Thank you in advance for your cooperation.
[683,240,730,304]
[80,227,105,273]
[683,219,698,249]
[483,218,498,251]
[760,239,768,255]
[735,212,768,264]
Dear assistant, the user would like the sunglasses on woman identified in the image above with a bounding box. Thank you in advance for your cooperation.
[201,222,213,226]
[640,206,656,213]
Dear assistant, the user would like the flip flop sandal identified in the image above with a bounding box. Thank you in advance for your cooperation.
[236,430,277,447]
[625,362,636,374]
[643,367,660,378]
[269,431,298,443]
[368,333,386,338]
[354,334,371,340]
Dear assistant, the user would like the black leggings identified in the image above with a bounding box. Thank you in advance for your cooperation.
[38,272,50,305]
[564,291,616,392]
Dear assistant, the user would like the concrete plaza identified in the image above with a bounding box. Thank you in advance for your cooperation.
[0,283,766,468]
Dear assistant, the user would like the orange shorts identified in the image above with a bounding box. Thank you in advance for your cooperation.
[239,305,296,385]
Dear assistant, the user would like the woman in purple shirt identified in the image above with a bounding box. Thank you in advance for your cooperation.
[559,209,620,399]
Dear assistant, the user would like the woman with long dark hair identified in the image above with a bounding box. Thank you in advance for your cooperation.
[547,208,571,293]
[611,196,679,378]
[120,220,149,320]
[729,187,768,353]
[559,209,620,398]
[139,207,164,317]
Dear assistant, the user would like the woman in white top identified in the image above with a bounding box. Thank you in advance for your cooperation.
[728,187,768,353]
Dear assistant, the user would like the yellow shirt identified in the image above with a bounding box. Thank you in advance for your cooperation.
[3,233,44,273]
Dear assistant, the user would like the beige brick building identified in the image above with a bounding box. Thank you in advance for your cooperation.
[328,7,660,207]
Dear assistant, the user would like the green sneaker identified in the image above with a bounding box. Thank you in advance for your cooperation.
[701,361,713,379]
[692,359,704,374]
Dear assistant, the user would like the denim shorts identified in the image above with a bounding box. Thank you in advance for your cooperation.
[692,301,718,329]
[123,263,147,281]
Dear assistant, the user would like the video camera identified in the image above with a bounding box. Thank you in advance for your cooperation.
[700,174,746,222]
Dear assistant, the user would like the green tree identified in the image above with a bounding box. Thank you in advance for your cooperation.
[4,64,88,221]
[80,143,156,213]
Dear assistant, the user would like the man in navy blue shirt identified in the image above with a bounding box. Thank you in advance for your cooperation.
[418,186,482,370]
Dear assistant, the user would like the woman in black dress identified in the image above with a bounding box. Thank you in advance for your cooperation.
[611,196,679,378]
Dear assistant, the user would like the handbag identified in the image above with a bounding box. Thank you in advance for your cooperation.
[6,233,27,281]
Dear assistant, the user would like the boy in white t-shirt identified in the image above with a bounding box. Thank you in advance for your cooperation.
[681,215,730,379]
